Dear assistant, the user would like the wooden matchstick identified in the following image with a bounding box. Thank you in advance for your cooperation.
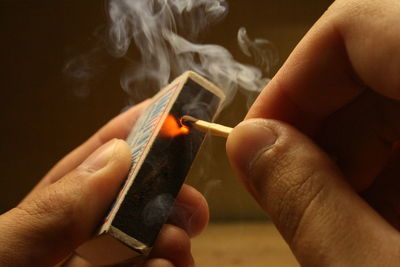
[181,115,233,138]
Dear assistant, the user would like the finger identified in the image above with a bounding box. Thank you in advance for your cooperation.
[226,119,400,265]
[0,139,131,267]
[336,0,400,100]
[142,258,174,267]
[61,255,176,267]
[248,0,400,133]
[29,99,150,194]
[62,185,208,266]
[248,8,363,134]
[167,184,209,237]
[362,150,400,230]
[148,224,194,267]
[59,254,92,267]
[315,90,400,191]
[62,214,200,267]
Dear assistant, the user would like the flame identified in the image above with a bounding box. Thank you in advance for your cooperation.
[160,115,190,137]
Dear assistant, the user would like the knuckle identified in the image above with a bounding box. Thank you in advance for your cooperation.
[155,224,193,267]
[248,136,299,201]
[16,171,87,236]
[250,138,327,242]
[169,225,191,252]
[248,140,285,193]
[276,168,325,243]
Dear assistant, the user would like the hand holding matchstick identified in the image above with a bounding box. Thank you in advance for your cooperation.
[181,115,233,138]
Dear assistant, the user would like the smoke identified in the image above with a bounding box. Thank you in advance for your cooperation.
[106,0,275,104]
[143,193,175,226]
[64,45,109,98]
[237,27,278,79]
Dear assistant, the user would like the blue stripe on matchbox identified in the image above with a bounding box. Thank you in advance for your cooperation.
[127,84,177,169]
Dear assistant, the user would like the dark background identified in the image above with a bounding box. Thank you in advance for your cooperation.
[0,0,333,217]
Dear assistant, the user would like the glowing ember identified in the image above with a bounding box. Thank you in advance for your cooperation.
[160,115,190,137]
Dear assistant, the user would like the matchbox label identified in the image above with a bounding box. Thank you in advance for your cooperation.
[99,81,180,231]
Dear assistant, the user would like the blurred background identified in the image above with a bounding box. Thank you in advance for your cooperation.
[1,0,333,266]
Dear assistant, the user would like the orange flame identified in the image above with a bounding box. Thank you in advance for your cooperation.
[160,115,190,137]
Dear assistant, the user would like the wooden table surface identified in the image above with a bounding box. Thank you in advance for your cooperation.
[192,222,299,267]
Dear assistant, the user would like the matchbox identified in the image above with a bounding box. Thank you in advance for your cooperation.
[76,71,225,265]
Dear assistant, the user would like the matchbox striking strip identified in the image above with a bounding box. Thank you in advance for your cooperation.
[76,71,225,266]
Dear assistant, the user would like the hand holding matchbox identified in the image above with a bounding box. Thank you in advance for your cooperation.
[76,71,226,265]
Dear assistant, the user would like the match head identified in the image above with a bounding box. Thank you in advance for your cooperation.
[180,115,198,127]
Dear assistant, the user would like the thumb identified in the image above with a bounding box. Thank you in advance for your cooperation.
[0,139,131,267]
[226,119,399,265]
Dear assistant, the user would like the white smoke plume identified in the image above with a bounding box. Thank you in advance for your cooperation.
[106,0,275,104]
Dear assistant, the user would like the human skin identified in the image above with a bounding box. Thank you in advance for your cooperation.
[0,100,209,267]
[227,0,400,266]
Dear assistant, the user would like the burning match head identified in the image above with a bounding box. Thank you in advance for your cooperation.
[180,115,198,128]
[160,115,190,137]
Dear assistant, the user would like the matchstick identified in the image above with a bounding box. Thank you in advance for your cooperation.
[181,115,233,138]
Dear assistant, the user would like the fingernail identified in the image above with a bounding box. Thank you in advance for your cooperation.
[80,139,120,171]
[227,119,277,175]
